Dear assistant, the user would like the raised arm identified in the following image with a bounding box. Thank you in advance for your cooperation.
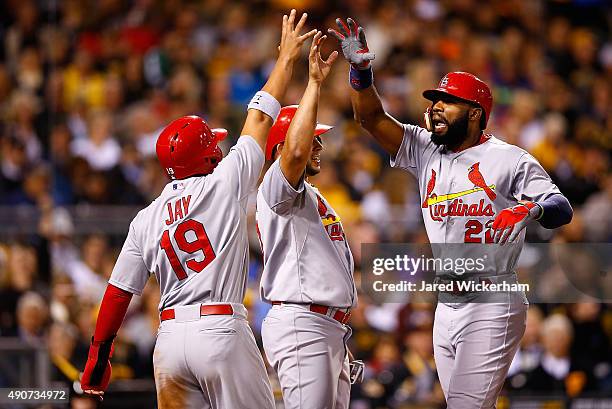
[329,18,404,156]
[241,10,317,151]
[280,32,338,187]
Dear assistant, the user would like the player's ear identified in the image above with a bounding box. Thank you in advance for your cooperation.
[469,107,482,123]
[274,142,284,160]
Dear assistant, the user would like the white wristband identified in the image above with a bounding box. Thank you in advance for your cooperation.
[247,91,281,122]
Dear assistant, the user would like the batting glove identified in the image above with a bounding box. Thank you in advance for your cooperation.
[328,18,375,69]
[491,201,542,245]
[81,336,115,398]
[349,360,365,384]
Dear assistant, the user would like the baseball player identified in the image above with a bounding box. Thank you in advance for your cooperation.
[80,10,317,408]
[256,32,360,409]
[330,18,573,408]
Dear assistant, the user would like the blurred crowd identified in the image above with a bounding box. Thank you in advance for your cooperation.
[0,0,610,407]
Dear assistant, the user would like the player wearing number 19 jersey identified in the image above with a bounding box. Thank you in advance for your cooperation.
[109,118,275,409]
[79,10,318,408]
[79,115,276,409]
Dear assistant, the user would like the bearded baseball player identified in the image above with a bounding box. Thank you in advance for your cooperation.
[256,32,360,409]
[79,10,317,408]
[330,18,573,408]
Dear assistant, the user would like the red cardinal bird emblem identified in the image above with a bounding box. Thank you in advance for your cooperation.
[468,162,496,201]
[422,169,437,208]
[317,194,336,222]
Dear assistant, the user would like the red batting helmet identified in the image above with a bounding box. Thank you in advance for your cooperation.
[156,115,228,179]
[423,72,493,128]
[265,105,333,161]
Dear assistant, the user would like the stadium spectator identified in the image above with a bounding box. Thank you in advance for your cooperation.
[0,0,608,406]
[16,291,48,347]
[520,313,596,396]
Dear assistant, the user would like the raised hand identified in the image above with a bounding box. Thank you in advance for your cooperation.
[328,17,375,69]
[278,9,317,64]
[308,32,339,84]
[241,10,317,150]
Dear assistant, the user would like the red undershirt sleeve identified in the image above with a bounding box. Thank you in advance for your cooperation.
[93,283,134,342]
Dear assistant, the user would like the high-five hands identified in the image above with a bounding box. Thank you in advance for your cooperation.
[328,18,375,69]
[308,32,339,84]
[278,9,318,63]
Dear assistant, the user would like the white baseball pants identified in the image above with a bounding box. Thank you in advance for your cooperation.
[262,304,351,409]
[433,292,528,408]
[153,303,275,409]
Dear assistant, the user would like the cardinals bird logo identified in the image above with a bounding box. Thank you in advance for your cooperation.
[317,195,337,223]
[422,169,437,208]
[316,194,345,241]
[468,162,497,201]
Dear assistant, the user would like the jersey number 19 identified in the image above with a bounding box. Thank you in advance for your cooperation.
[160,219,216,280]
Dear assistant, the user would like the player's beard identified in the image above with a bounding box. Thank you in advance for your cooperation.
[306,142,322,176]
[430,111,470,149]
[305,160,320,176]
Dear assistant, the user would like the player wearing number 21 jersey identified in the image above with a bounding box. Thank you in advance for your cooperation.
[329,16,572,409]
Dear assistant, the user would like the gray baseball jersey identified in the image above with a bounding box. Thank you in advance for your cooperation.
[391,124,560,274]
[256,159,357,308]
[109,135,275,409]
[391,123,561,408]
[257,159,355,409]
[109,135,263,310]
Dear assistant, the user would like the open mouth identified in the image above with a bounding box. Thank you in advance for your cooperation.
[312,154,321,166]
[433,118,448,133]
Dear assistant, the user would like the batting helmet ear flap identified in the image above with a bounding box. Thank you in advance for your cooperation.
[424,107,433,132]
[211,128,228,141]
